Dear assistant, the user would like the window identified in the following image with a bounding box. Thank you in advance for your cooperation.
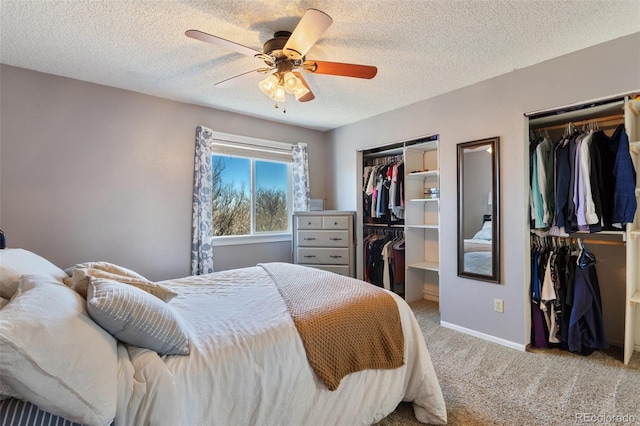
[205,131,295,245]
[212,155,291,239]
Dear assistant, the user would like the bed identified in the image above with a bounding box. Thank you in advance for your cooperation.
[462,218,493,275]
[0,248,447,426]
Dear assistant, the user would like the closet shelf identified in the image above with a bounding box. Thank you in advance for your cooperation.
[407,261,439,272]
[407,170,439,179]
[405,224,439,230]
[408,198,439,203]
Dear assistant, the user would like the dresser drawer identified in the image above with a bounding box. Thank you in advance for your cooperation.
[296,216,322,229]
[296,247,350,265]
[296,230,350,247]
[322,216,350,230]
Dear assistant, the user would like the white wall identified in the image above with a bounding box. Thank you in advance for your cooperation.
[327,33,640,347]
[0,65,329,280]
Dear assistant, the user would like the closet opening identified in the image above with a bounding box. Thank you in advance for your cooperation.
[359,134,440,303]
[525,94,639,364]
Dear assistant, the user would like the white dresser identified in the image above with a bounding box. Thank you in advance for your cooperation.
[293,211,356,277]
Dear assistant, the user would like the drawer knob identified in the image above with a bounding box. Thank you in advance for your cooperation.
[308,221,312,225]
[329,255,342,259]
[334,221,338,225]
[329,237,342,241]
[303,255,316,258]
[304,237,316,240]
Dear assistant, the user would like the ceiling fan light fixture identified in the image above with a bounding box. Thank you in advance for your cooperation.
[293,84,310,100]
[283,71,300,93]
[258,74,279,99]
[274,81,287,103]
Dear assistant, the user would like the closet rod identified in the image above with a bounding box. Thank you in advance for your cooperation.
[579,239,626,246]
[531,113,624,132]
[531,233,626,246]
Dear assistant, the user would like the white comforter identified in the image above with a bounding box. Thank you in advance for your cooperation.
[115,265,447,425]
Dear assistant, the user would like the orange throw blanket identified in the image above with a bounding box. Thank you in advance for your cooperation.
[259,263,404,391]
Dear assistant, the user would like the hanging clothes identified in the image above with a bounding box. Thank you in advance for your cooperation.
[529,124,637,234]
[363,158,405,225]
[610,124,638,228]
[530,236,608,355]
[363,229,405,296]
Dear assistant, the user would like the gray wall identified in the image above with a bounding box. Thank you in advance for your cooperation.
[328,33,640,347]
[0,65,329,280]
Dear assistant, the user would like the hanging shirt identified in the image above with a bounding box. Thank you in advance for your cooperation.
[611,124,638,228]
[536,138,553,226]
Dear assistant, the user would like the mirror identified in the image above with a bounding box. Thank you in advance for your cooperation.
[457,137,500,283]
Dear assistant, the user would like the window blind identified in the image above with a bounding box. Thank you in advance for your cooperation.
[209,131,293,163]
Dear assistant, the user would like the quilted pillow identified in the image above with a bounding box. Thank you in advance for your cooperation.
[64,261,177,301]
[87,278,190,356]
[0,275,118,425]
[0,248,68,299]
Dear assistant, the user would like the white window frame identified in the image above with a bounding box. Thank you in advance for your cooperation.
[209,132,293,247]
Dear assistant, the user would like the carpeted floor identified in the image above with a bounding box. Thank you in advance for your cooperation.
[376,300,640,426]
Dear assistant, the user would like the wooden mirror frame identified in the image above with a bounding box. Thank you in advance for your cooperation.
[457,136,500,283]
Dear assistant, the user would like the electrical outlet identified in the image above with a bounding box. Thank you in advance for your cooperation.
[494,299,504,313]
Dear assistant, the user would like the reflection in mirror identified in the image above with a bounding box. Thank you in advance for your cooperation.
[457,137,500,283]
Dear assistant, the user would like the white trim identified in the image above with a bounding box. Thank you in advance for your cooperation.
[524,90,639,118]
[212,233,292,247]
[440,321,527,352]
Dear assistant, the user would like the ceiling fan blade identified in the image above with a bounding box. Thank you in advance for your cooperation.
[283,9,333,59]
[215,69,269,88]
[185,29,261,57]
[293,72,315,102]
[303,60,377,79]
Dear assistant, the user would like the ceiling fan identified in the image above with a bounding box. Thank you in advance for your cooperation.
[185,8,377,104]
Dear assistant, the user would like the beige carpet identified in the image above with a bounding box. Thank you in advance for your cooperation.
[376,300,640,426]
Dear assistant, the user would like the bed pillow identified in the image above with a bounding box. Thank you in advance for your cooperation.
[0,248,68,299]
[65,261,177,302]
[0,275,118,426]
[0,398,85,426]
[472,221,493,241]
[87,278,190,356]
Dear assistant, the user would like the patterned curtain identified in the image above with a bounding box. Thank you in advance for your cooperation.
[292,142,310,211]
[191,126,214,275]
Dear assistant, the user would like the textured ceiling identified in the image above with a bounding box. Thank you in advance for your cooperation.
[1,1,639,131]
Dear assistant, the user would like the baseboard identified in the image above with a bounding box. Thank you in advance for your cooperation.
[440,321,527,352]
